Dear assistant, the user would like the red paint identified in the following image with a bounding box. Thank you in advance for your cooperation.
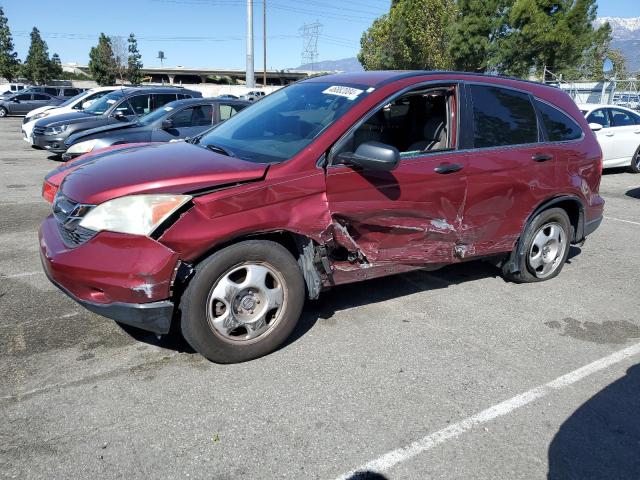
[40,72,604,313]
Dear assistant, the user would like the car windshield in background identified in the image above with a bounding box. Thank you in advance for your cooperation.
[138,103,176,125]
[58,91,90,108]
[84,91,124,116]
[198,82,369,163]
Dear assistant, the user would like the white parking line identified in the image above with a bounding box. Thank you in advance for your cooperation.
[1,271,42,279]
[606,216,640,226]
[333,342,640,480]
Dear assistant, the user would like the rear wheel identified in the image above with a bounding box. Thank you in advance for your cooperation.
[630,147,640,173]
[180,240,305,363]
[503,208,571,283]
[0,107,7,118]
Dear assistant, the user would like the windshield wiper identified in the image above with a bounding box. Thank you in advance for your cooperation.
[204,143,235,157]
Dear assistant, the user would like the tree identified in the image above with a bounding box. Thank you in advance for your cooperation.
[88,33,117,85]
[358,0,457,71]
[0,7,19,81]
[49,52,63,79]
[447,0,512,73]
[494,0,609,79]
[22,27,52,84]
[127,33,143,84]
[111,36,127,82]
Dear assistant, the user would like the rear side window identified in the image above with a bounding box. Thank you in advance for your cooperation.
[64,88,80,96]
[609,108,639,127]
[155,94,178,108]
[534,100,582,142]
[44,87,59,96]
[219,104,241,121]
[470,85,538,148]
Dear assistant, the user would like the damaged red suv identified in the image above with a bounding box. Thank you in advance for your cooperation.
[40,72,604,363]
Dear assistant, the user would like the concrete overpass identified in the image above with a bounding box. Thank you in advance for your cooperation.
[67,64,328,86]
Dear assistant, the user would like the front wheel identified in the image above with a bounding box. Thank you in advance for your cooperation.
[503,208,571,283]
[630,147,640,173]
[180,240,305,363]
[0,107,7,118]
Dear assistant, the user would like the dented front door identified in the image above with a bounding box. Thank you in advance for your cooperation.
[324,153,468,265]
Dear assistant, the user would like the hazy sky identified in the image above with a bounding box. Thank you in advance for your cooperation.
[1,0,638,69]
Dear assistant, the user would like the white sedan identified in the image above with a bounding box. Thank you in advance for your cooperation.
[21,86,117,141]
[579,103,640,173]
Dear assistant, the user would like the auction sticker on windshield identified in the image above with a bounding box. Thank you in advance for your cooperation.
[322,86,364,100]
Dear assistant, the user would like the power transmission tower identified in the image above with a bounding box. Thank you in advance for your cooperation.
[299,22,321,71]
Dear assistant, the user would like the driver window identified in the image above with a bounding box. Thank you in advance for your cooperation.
[113,99,135,117]
[334,86,453,162]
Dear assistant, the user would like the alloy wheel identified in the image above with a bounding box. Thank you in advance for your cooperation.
[527,222,567,279]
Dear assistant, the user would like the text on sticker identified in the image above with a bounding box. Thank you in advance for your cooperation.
[323,86,364,100]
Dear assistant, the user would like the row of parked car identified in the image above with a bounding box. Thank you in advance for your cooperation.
[2,84,252,159]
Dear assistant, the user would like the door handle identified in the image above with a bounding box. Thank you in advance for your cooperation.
[434,163,463,174]
[532,153,553,162]
[634,130,640,134]
[605,132,615,136]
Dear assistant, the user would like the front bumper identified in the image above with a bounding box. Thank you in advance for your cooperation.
[32,133,70,153]
[61,151,81,162]
[39,214,180,334]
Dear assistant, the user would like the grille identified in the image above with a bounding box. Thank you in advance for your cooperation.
[53,194,96,248]
[33,126,46,136]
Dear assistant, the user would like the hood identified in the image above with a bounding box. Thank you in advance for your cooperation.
[35,111,98,127]
[60,142,269,205]
[66,120,138,146]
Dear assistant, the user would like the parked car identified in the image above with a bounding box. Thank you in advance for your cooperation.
[241,90,266,101]
[217,94,239,100]
[40,72,604,363]
[62,98,249,160]
[0,91,63,117]
[31,87,202,154]
[22,87,118,140]
[579,103,640,172]
[0,83,29,98]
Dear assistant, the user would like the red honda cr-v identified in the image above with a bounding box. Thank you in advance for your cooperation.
[40,72,604,363]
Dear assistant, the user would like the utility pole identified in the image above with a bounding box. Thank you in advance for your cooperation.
[246,0,255,89]
[263,0,267,87]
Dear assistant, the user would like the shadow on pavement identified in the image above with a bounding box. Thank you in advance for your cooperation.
[345,472,389,480]
[626,187,640,199]
[547,363,640,479]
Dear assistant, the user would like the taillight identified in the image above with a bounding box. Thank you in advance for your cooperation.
[42,180,58,204]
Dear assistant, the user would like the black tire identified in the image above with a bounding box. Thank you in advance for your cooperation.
[0,107,7,118]
[630,147,640,174]
[503,207,571,283]
[180,240,305,363]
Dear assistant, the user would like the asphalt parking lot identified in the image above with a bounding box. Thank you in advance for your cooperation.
[1,115,640,480]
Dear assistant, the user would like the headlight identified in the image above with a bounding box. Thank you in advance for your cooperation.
[79,194,192,236]
[67,139,97,155]
[44,125,68,135]
[31,111,50,121]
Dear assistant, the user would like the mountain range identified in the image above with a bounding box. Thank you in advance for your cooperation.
[594,17,640,74]
[296,17,640,75]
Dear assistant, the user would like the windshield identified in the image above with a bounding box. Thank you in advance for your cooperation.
[84,90,124,115]
[138,102,178,125]
[198,82,369,163]
[59,91,91,108]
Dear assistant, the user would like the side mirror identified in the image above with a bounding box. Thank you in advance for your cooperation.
[162,119,174,130]
[11,98,19,103]
[81,100,94,109]
[113,111,126,120]
[336,141,400,172]
[589,122,603,132]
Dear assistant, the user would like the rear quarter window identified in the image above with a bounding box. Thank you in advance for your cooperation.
[534,100,583,142]
[470,85,538,148]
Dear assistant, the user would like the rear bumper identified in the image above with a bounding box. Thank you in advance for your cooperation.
[39,214,180,334]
